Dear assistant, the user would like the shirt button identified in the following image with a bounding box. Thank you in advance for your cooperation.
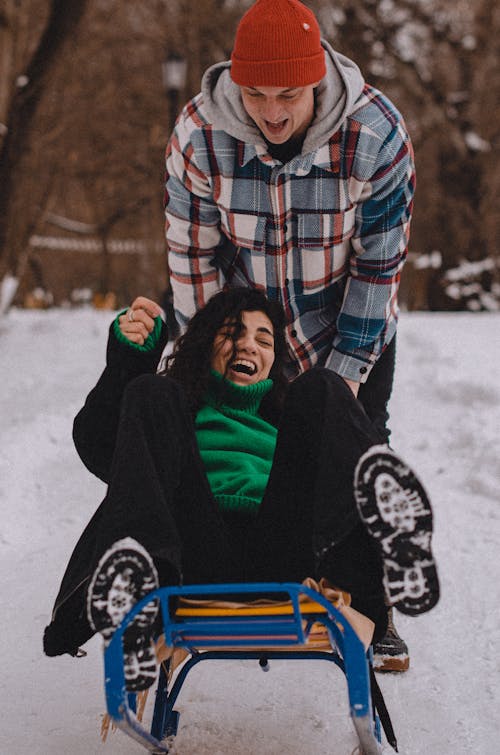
[359,366,368,374]
[282,224,288,233]
[285,278,290,285]
[291,329,297,338]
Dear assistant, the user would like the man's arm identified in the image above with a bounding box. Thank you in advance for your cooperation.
[165,117,224,329]
[326,117,415,384]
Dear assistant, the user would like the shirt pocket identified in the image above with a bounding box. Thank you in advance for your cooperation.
[297,209,355,294]
[217,213,267,287]
[220,209,266,252]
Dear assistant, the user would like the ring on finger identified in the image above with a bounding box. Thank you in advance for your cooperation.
[127,308,135,323]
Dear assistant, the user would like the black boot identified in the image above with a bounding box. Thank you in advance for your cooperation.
[354,445,439,616]
[373,606,410,673]
[317,523,388,643]
[87,537,160,691]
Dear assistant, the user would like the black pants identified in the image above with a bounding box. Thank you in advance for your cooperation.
[93,366,388,639]
[358,336,396,445]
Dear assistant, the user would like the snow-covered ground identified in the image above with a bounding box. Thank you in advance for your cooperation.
[0,308,499,754]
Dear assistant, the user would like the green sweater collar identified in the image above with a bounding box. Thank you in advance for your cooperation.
[205,370,273,415]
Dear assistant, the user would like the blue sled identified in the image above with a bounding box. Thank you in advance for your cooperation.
[103,582,385,754]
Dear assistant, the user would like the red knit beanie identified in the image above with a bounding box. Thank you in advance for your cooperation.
[230,0,326,88]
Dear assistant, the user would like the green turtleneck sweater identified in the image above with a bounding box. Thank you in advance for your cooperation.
[195,371,278,516]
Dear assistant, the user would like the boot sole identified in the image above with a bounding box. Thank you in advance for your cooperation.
[373,652,410,673]
[87,537,159,690]
[354,446,439,616]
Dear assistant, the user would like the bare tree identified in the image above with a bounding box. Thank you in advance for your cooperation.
[0,0,88,304]
[1,0,497,310]
[314,0,499,308]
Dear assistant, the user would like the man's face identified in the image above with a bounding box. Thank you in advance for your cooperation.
[240,84,318,144]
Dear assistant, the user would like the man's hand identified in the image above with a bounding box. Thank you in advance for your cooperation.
[118,296,163,346]
[343,377,360,397]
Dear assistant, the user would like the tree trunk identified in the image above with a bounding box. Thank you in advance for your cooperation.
[0,0,88,274]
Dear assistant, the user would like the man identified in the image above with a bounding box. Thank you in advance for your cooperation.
[164,0,415,671]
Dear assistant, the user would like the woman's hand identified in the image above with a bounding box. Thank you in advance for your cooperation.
[118,296,163,346]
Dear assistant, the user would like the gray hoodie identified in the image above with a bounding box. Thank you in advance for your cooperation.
[201,39,365,155]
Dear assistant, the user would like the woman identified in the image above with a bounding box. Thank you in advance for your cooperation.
[44,288,438,690]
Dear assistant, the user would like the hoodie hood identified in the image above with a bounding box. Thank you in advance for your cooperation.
[201,39,365,155]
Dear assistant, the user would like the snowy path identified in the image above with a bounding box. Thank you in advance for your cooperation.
[0,309,499,754]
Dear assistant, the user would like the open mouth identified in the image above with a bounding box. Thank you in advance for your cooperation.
[264,119,288,136]
[230,360,257,376]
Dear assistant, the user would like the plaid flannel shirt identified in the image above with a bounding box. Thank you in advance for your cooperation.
[165,84,415,382]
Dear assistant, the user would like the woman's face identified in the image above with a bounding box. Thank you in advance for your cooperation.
[211,309,275,385]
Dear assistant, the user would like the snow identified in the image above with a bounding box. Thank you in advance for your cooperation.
[464,131,491,153]
[412,250,442,271]
[1,307,499,754]
[444,258,496,281]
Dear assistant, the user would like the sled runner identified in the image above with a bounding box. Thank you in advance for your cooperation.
[103,581,395,754]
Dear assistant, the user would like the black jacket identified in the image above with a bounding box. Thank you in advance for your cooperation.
[43,321,168,657]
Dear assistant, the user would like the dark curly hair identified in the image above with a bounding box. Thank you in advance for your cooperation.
[163,287,288,423]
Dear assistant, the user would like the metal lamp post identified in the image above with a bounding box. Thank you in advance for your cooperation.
[161,53,187,339]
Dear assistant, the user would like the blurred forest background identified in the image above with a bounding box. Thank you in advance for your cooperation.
[0,0,498,313]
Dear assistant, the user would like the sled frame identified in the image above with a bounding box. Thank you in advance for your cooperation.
[103,582,383,754]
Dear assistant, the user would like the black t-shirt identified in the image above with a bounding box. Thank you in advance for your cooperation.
[265,135,305,164]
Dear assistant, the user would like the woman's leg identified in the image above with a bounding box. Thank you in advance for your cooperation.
[252,368,388,636]
[81,373,249,689]
[92,373,241,584]
[45,374,241,657]
[255,368,383,567]
[253,367,438,638]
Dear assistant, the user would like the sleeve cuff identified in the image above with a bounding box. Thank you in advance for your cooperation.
[325,348,374,383]
[113,310,164,352]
